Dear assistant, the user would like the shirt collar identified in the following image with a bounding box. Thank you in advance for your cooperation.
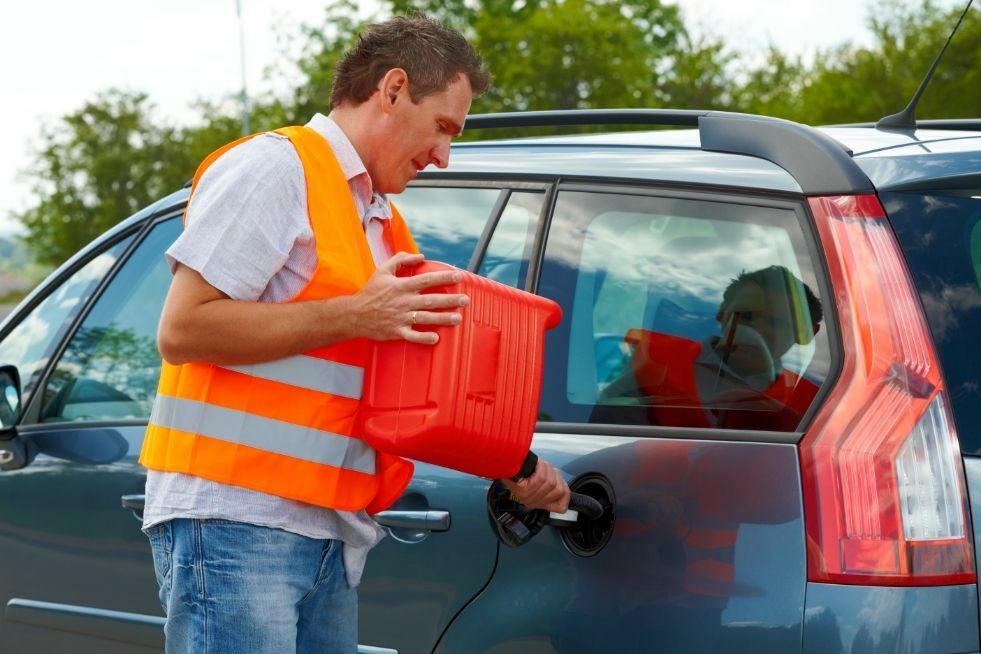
[305,113,393,222]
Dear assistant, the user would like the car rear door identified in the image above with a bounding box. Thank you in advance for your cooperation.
[437,183,830,652]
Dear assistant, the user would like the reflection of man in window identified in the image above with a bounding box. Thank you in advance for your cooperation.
[599,265,823,431]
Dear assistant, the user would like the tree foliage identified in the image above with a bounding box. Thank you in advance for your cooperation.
[17,91,187,266]
[14,0,981,265]
[735,0,981,123]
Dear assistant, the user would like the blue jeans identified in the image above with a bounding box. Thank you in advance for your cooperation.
[147,518,357,653]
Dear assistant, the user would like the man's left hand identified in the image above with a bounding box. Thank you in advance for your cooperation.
[501,459,570,513]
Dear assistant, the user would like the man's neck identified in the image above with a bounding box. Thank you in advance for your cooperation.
[327,107,373,173]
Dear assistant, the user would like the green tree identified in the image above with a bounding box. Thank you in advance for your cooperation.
[15,90,189,266]
[737,0,980,124]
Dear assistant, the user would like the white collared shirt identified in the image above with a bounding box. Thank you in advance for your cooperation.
[146,114,393,587]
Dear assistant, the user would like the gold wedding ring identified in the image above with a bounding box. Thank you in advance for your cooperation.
[411,311,417,325]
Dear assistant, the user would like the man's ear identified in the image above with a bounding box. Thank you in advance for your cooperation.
[378,68,410,113]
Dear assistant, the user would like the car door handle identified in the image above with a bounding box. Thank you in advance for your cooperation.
[121,494,145,510]
[372,510,451,532]
[121,494,145,522]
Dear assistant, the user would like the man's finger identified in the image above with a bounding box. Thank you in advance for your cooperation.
[400,327,440,345]
[411,310,463,326]
[413,294,470,311]
[379,251,425,275]
[404,270,463,292]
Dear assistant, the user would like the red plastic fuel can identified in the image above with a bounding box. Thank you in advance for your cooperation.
[359,261,562,479]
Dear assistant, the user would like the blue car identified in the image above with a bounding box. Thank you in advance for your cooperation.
[0,109,979,653]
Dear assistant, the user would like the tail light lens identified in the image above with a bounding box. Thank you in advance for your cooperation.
[801,195,974,586]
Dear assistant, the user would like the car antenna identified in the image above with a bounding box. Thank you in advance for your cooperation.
[876,0,974,130]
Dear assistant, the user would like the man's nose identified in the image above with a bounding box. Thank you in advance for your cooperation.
[431,140,451,169]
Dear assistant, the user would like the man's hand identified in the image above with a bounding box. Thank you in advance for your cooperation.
[501,459,571,513]
[353,252,470,345]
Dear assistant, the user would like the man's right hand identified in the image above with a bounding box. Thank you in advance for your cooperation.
[353,252,470,345]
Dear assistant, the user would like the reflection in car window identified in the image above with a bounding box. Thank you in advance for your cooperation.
[884,190,981,453]
[537,191,830,431]
[0,237,132,405]
[393,186,503,269]
[41,219,180,422]
[479,191,544,288]
[972,216,981,292]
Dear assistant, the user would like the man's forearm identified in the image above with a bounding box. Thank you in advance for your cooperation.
[157,254,468,366]
[159,293,362,366]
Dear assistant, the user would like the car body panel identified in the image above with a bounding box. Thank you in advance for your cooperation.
[802,583,979,654]
[0,424,160,652]
[854,148,981,190]
[437,433,807,653]
[357,461,499,654]
[963,457,981,624]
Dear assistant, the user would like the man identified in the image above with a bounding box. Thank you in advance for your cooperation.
[140,15,569,653]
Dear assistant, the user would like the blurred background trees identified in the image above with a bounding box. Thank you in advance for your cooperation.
[8,0,980,269]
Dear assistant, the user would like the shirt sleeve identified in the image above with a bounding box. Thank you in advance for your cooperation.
[165,133,312,301]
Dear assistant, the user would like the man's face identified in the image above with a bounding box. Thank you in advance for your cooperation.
[371,73,473,195]
[719,281,798,362]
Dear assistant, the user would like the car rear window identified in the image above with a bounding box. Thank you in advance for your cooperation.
[882,189,981,454]
[536,188,831,432]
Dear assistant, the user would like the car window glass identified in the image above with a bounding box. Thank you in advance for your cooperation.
[393,186,503,270]
[479,191,544,288]
[40,219,180,422]
[537,190,830,431]
[884,190,981,453]
[971,217,981,291]
[0,237,132,405]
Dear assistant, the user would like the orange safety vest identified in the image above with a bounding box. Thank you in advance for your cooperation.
[139,125,418,514]
[625,328,819,431]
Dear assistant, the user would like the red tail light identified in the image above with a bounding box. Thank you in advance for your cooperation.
[801,195,974,586]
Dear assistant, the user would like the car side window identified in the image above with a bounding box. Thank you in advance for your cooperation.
[40,218,181,423]
[392,185,503,270]
[478,191,545,288]
[537,189,830,432]
[0,236,133,405]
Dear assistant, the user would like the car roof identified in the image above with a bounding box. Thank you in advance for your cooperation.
[137,114,981,228]
[440,142,805,193]
[437,116,981,194]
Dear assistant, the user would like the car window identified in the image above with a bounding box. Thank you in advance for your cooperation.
[40,219,180,423]
[0,236,133,405]
[537,189,830,431]
[393,186,503,270]
[883,189,981,453]
[972,216,981,291]
[478,191,545,288]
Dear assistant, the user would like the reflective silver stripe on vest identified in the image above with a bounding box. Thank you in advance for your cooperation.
[149,394,376,474]
[222,355,363,399]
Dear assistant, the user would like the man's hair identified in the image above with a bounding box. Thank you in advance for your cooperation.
[720,265,823,338]
[330,15,490,109]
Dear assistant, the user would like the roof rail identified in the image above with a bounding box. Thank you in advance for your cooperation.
[464,109,874,195]
[902,119,981,131]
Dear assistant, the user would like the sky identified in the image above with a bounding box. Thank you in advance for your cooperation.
[0,0,960,237]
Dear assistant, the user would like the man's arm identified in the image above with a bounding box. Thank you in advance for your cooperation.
[158,251,468,365]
